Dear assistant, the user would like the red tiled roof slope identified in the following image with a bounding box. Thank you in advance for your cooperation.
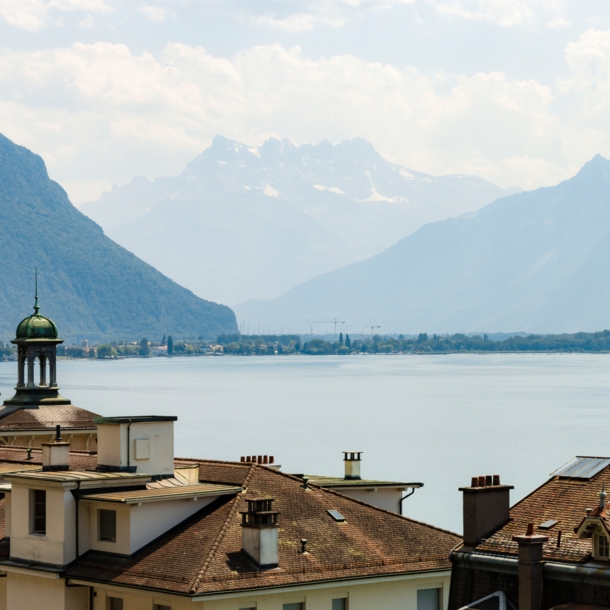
[66,462,460,595]
[475,470,610,562]
[0,405,98,431]
[175,458,251,487]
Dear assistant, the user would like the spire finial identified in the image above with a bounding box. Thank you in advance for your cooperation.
[33,267,39,315]
[600,483,607,509]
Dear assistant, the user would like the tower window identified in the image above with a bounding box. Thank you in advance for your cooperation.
[597,534,609,558]
[99,509,117,542]
[31,489,46,535]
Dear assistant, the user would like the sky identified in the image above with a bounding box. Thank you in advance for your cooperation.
[1,1,610,204]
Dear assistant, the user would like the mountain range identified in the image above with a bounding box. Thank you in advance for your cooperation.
[235,155,610,334]
[81,136,517,305]
[0,134,236,343]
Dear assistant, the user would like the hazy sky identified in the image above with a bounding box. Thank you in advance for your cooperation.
[1,0,609,203]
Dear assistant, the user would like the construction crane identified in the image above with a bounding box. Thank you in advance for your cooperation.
[367,325,381,337]
[308,318,346,337]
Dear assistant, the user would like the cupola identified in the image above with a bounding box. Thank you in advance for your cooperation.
[4,275,70,407]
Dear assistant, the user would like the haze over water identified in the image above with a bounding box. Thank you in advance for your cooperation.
[1,354,607,534]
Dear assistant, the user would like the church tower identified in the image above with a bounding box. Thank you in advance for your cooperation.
[4,289,70,407]
[0,277,100,449]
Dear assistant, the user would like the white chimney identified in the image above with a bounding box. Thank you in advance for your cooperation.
[241,497,280,568]
[95,416,177,477]
[42,425,70,471]
[343,451,362,480]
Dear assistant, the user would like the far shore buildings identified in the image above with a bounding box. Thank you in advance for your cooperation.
[0,296,98,450]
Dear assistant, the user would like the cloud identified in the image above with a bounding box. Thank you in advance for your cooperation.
[428,0,565,27]
[139,4,168,22]
[249,13,319,32]
[0,35,607,203]
[0,0,113,32]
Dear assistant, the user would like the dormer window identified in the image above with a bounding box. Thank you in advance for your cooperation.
[596,534,610,559]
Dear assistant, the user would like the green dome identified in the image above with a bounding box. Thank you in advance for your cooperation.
[16,302,58,340]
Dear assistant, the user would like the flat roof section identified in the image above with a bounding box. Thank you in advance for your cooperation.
[5,470,151,484]
[82,483,242,504]
[297,475,424,489]
[94,415,178,424]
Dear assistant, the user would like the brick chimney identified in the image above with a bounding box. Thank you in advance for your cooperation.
[343,451,362,480]
[513,524,548,610]
[42,425,69,471]
[240,497,280,569]
[460,474,513,547]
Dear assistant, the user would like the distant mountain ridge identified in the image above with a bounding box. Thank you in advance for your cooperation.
[0,134,236,342]
[81,136,518,305]
[234,155,610,334]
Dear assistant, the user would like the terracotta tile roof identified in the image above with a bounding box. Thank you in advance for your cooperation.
[66,462,460,595]
[474,467,610,562]
[175,458,252,487]
[0,404,98,431]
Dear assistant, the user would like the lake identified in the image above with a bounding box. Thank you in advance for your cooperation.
[0,354,608,534]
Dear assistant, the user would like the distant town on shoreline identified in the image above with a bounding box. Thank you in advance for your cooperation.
[3,330,610,361]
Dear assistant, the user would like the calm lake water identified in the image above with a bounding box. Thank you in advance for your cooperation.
[0,354,608,534]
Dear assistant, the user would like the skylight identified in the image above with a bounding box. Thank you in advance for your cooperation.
[550,456,610,480]
[328,509,345,522]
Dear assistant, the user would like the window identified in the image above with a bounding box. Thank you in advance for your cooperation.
[418,589,440,610]
[107,597,123,610]
[239,607,255,610]
[283,604,304,610]
[332,599,347,610]
[32,489,46,535]
[99,509,117,542]
[597,534,610,558]
[154,605,171,610]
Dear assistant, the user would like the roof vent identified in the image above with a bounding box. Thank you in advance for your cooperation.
[343,451,362,480]
[42,425,70,471]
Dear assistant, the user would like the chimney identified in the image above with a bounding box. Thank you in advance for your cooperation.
[460,474,513,547]
[95,415,177,477]
[513,524,548,610]
[240,497,280,569]
[42,425,70,471]
[343,451,362,480]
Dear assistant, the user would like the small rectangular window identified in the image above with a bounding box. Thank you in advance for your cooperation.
[107,597,123,610]
[99,509,117,542]
[32,489,46,535]
[598,535,609,558]
[154,605,171,610]
[332,599,347,610]
[283,604,304,610]
[418,589,440,610]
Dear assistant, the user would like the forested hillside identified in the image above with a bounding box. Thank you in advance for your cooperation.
[0,134,237,342]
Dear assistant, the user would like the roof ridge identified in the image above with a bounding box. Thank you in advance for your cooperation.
[321,486,461,538]
[189,464,255,593]
[175,457,252,468]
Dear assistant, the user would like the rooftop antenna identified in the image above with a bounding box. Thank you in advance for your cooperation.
[34,267,40,314]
